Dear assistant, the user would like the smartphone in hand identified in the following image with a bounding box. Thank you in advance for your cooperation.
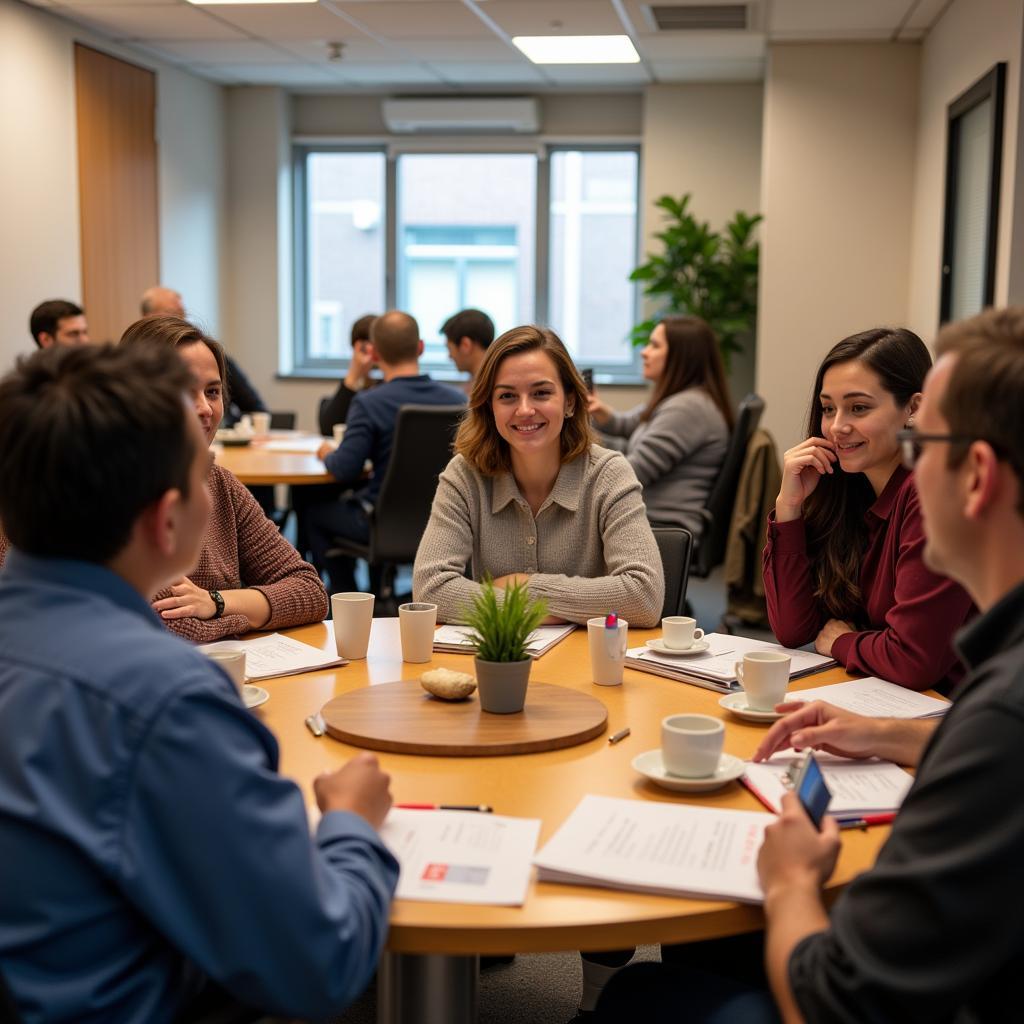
[581,368,594,393]
[793,752,832,830]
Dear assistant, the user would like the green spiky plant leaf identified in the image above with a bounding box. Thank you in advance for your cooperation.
[629,193,762,369]
[462,577,548,663]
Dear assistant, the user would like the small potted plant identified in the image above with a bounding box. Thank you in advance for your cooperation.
[463,578,547,714]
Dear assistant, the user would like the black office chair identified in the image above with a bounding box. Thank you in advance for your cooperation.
[0,967,21,1024]
[268,411,296,430]
[327,404,465,616]
[691,393,765,578]
[652,526,693,620]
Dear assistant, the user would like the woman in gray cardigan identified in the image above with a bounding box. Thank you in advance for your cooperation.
[587,315,733,542]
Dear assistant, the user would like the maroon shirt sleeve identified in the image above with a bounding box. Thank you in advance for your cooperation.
[762,513,826,648]
[830,488,972,691]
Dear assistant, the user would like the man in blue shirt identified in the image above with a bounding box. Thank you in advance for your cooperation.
[0,343,399,1023]
[307,309,466,593]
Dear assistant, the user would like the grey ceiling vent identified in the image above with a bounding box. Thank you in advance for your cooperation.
[647,4,749,31]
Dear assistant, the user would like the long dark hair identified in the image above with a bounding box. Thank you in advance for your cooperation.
[642,316,735,429]
[804,327,931,620]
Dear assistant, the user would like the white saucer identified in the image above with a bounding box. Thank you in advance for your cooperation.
[718,691,784,722]
[631,749,745,792]
[243,684,269,710]
[645,638,711,657]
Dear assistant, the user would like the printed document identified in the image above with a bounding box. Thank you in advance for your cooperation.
[199,633,345,680]
[434,623,575,659]
[789,677,949,718]
[533,795,773,904]
[381,810,540,906]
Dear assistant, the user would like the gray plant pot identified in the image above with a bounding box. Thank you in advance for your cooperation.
[473,657,531,714]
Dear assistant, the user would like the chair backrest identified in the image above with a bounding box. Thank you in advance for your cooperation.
[269,411,296,430]
[0,967,21,1024]
[652,526,693,619]
[369,404,466,564]
[693,392,765,577]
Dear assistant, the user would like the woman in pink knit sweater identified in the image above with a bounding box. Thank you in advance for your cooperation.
[120,316,328,642]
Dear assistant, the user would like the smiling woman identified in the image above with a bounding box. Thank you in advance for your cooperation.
[762,327,974,691]
[412,325,664,627]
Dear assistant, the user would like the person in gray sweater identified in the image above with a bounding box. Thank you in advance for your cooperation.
[588,315,733,542]
[413,325,663,628]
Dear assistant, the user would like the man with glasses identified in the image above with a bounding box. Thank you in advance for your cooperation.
[597,306,1024,1022]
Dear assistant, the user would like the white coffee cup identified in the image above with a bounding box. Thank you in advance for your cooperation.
[331,592,374,660]
[252,411,271,435]
[661,615,704,650]
[332,423,346,445]
[735,651,791,711]
[399,602,437,663]
[236,414,253,437]
[203,648,246,693]
[587,616,629,686]
[661,713,725,778]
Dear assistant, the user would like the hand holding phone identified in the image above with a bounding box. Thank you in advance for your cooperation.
[792,752,832,830]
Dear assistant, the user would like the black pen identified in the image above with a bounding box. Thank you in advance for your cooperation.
[396,803,494,813]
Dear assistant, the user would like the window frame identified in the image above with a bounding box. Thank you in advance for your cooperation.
[291,139,643,382]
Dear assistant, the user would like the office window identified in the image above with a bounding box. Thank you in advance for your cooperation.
[298,150,385,364]
[548,150,639,366]
[293,145,640,379]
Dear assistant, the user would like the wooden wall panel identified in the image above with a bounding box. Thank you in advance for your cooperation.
[74,44,158,345]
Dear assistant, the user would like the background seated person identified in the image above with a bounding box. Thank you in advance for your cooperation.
[29,298,89,349]
[0,342,396,1023]
[597,305,1024,1024]
[413,325,663,627]
[588,315,732,543]
[120,315,328,641]
[319,312,379,436]
[304,309,466,594]
[763,328,973,691]
[442,306,495,381]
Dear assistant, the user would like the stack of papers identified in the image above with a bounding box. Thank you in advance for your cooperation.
[533,795,773,904]
[199,633,345,680]
[788,677,950,718]
[743,750,913,818]
[433,623,576,659]
[381,810,540,906]
[625,634,835,694]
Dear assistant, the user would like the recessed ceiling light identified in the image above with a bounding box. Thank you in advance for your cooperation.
[512,35,640,65]
[187,0,316,5]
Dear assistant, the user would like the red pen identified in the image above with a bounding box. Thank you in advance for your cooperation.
[396,803,493,813]
[838,813,896,829]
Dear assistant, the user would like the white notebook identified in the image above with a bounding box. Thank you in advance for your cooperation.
[789,677,950,718]
[534,795,773,904]
[626,633,835,694]
[199,633,345,680]
[433,623,576,659]
[743,750,914,818]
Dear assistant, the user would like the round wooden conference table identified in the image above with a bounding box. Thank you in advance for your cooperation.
[256,619,892,1024]
[212,431,334,486]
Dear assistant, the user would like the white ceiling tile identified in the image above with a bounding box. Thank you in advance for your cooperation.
[56,4,247,39]
[387,38,521,60]
[276,38,399,61]
[141,39,287,61]
[329,62,448,84]
[428,61,547,84]
[332,1,493,38]
[205,3,365,40]
[52,0,184,8]
[635,31,765,61]
[542,63,650,84]
[651,57,764,82]
[483,1,625,37]
[199,61,338,84]
[768,0,910,38]
[902,0,948,31]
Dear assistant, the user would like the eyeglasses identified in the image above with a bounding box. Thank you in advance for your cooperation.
[896,428,977,469]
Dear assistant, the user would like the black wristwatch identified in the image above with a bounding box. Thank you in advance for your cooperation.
[208,589,225,619]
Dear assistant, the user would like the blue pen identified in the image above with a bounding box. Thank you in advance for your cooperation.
[604,612,621,660]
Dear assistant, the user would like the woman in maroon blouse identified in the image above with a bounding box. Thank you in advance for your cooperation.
[763,327,973,691]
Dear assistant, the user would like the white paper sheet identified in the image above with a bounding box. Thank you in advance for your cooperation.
[788,677,950,718]
[533,795,773,904]
[743,750,913,817]
[199,633,345,680]
[381,810,541,906]
[433,623,575,658]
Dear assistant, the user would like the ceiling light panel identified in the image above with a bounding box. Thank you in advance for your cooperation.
[513,35,640,63]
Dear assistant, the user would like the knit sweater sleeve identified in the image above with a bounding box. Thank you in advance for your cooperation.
[602,403,644,439]
[526,452,664,628]
[623,390,722,487]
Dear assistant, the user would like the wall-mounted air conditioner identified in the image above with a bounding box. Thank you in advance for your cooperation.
[381,97,540,134]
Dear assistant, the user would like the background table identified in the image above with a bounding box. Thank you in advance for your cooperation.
[212,431,334,485]
[255,620,892,1023]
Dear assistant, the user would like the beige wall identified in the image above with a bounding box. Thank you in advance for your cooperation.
[0,0,225,367]
[756,43,920,450]
[641,83,764,402]
[907,0,1023,337]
